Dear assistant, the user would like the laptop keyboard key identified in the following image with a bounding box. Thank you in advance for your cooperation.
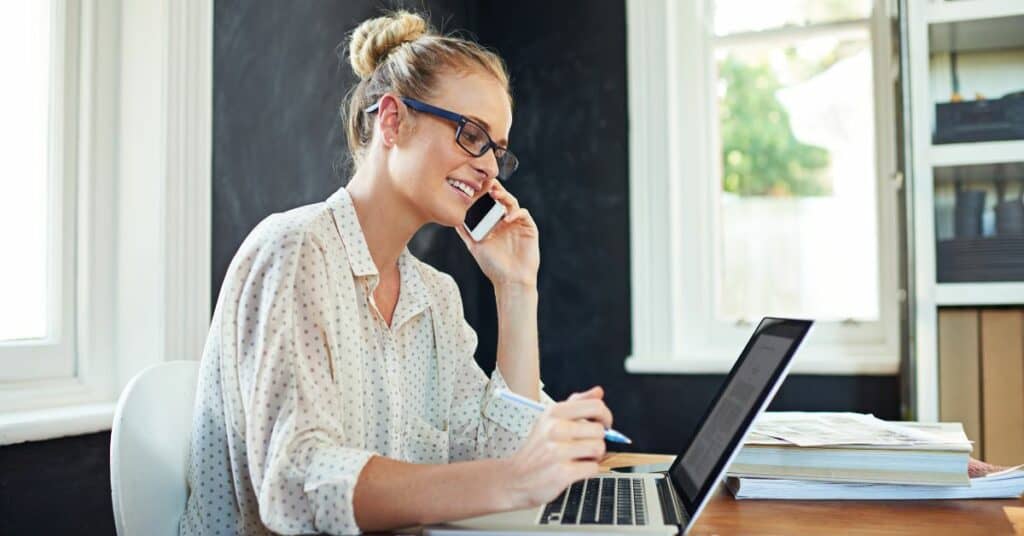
[539,488,567,524]
[598,477,616,524]
[560,480,585,524]
[633,479,647,524]
[616,478,634,524]
[579,478,600,524]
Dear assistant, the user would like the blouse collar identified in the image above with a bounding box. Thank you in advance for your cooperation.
[326,186,431,327]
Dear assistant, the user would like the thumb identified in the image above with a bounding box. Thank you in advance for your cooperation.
[567,386,604,401]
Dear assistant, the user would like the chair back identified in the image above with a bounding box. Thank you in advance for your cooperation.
[110,360,200,536]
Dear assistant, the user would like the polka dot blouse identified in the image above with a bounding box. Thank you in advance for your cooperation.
[179,188,553,535]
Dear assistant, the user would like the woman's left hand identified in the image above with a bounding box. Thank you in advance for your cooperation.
[456,181,540,289]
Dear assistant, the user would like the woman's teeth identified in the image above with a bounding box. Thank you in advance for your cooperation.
[447,178,474,197]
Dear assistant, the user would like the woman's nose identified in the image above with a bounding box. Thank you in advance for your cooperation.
[472,148,500,180]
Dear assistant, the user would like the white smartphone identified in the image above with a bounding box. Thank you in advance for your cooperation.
[463,194,506,242]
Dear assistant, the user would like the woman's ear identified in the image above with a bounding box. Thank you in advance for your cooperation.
[376,93,406,148]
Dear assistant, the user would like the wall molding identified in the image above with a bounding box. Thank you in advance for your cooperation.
[165,0,213,364]
[117,0,212,386]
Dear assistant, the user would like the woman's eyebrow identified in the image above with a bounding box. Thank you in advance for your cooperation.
[466,114,508,146]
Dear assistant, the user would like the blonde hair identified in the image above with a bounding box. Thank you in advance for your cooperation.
[341,10,512,169]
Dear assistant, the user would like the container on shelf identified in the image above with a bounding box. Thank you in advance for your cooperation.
[927,3,1024,146]
[935,161,1024,282]
[933,91,1024,144]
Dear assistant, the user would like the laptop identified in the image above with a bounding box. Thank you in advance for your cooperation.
[425,317,813,535]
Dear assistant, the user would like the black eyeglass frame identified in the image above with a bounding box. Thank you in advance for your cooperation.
[364,96,519,179]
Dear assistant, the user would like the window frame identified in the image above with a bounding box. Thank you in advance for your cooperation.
[0,0,117,422]
[0,0,213,444]
[625,0,902,375]
[0,0,78,383]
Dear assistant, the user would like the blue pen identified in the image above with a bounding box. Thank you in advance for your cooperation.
[494,388,633,444]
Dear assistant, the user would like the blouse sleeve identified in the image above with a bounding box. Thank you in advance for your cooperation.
[233,226,375,535]
[439,277,556,463]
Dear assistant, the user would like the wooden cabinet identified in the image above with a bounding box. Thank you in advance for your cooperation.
[938,308,1024,465]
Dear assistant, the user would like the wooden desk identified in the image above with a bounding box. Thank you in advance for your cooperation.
[601,453,1024,535]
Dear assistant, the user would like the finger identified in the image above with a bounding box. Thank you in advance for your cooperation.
[503,207,533,224]
[562,439,606,462]
[550,399,613,428]
[489,183,520,213]
[489,189,516,213]
[567,386,604,401]
[548,420,606,440]
[570,461,601,483]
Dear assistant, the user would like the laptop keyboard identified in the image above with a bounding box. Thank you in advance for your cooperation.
[539,477,648,525]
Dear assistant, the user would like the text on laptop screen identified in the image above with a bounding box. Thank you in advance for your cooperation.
[671,333,793,502]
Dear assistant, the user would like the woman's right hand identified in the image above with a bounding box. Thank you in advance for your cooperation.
[500,387,613,510]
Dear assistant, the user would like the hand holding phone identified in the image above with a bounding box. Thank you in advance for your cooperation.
[457,183,540,290]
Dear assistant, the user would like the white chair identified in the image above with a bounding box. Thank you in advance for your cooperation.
[110,360,200,536]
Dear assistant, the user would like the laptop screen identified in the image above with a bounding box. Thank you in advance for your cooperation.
[666,318,812,518]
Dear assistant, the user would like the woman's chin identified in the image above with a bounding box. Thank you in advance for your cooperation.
[432,207,466,229]
[445,202,470,228]
[446,214,466,230]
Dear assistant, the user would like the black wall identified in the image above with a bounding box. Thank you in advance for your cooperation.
[466,0,899,452]
[210,0,900,452]
[211,0,480,302]
[0,1,899,533]
[0,432,114,534]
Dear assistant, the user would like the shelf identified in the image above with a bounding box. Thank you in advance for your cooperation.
[932,161,1024,182]
[927,0,1024,24]
[930,140,1024,167]
[929,14,1024,53]
[910,0,1024,423]
[928,1,1024,53]
[935,282,1024,305]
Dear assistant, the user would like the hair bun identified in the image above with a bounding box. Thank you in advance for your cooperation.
[348,11,428,79]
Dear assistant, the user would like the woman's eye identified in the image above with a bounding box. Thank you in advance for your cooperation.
[461,126,487,147]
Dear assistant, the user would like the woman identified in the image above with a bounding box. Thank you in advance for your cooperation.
[180,10,612,535]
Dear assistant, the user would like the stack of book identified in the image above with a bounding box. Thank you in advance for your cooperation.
[725,412,1024,500]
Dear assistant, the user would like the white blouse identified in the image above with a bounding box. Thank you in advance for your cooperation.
[180,187,552,535]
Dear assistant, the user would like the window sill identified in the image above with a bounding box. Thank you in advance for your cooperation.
[625,351,899,376]
[0,402,116,446]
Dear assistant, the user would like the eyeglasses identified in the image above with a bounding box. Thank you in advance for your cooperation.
[364,97,519,180]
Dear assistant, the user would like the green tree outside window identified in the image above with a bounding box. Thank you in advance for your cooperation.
[718,56,831,197]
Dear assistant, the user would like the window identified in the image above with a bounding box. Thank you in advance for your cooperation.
[0,0,212,444]
[626,0,899,374]
[713,0,879,323]
[0,1,76,382]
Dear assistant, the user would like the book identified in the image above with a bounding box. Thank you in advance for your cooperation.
[938,308,982,457]
[728,414,972,486]
[980,309,1024,466]
[726,465,1024,500]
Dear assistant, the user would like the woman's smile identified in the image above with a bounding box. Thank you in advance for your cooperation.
[446,176,479,204]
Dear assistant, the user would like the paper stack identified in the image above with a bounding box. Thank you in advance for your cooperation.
[727,465,1024,500]
[726,412,1024,500]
